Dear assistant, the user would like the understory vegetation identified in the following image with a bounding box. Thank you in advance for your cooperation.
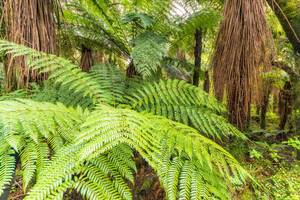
[0,0,299,199]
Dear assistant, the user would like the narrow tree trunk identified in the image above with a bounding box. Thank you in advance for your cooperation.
[126,60,139,78]
[80,45,93,73]
[260,86,271,129]
[278,81,292,130]
[203,71,210,93]
[193,28,202,87]
[2,0,57,91]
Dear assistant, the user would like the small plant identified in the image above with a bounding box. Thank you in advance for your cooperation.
[283,137,300,150]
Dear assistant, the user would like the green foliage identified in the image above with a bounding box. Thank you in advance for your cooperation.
[262,69,289,89]
[121,13,156,29]
[0,40,251,199]
[264,165,300,200]
[283,137,300,150]
[180,7,221,35]
[131,32,166,78]
[0,148,15,195]
[126,79,246,140]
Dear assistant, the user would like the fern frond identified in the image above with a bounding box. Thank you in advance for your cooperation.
[0,148,16,196]
[64,2,130,57]
[180,7,221,34]
[89,64,126,106]
[131,32,166,78]
[126,79,245,139]
[24,102,250,199]
[0,40,105,104]
[20,140,38,190]
[0,99,82,143]
[121,12,156,29]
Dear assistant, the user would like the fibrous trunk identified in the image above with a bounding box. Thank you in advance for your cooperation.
[212,0,273,130]
[2,0,57,91]
[80,45,94,73]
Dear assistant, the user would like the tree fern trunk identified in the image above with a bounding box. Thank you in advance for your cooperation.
[2,0,58,91]
[260,86,271,129]
[80,45,93,73]
[212,0,273,130]
[193,28,202,87]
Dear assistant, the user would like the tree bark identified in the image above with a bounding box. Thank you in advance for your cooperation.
[193,28,202,87]
[203,71,210,93]
[212,0,272,130]
[2,0,58,91]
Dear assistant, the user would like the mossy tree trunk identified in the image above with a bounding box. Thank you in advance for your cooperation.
[266,0,300,54]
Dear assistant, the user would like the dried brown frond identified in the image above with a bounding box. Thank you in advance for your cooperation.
[212,0,274,130]
[80,45,94,73]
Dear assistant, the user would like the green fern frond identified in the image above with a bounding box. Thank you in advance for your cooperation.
[121,12,156,29]
[0,40,105,104]
[126,79,245,139]
[180,7,221,34]
[0,99,82,143]
[20,140,38,190]
[0,148,16,196]
[22,102,250,199]
[64,2,130,57]
[131,32,166,78]
[89,64,126,106]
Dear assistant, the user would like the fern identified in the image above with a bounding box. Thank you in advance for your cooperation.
[180,7,221,35]
[0,147,16,196]
[14,103,250,199]
[0,40,107,104]
[126,79,245,139]
[0,40,253,199]
[121,13,156,29]
[131,32,166,78]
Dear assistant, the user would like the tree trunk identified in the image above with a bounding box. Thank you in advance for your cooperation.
[2,0,58,91]
[278,81,292,130]
[212,0,273,130]
[80,45,94,73]
[193,28,202,87]
[260,85,272,129]
[203,71,210,93]
[126,60,139,78]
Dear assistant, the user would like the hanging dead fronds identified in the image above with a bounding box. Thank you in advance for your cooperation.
[212,0,274,130]
[80,45,94,72]
[2,0,58,91]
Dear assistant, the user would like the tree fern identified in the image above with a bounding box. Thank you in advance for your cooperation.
[0,40,107,104]
[0,40,253,199]
[10,102,250,199]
